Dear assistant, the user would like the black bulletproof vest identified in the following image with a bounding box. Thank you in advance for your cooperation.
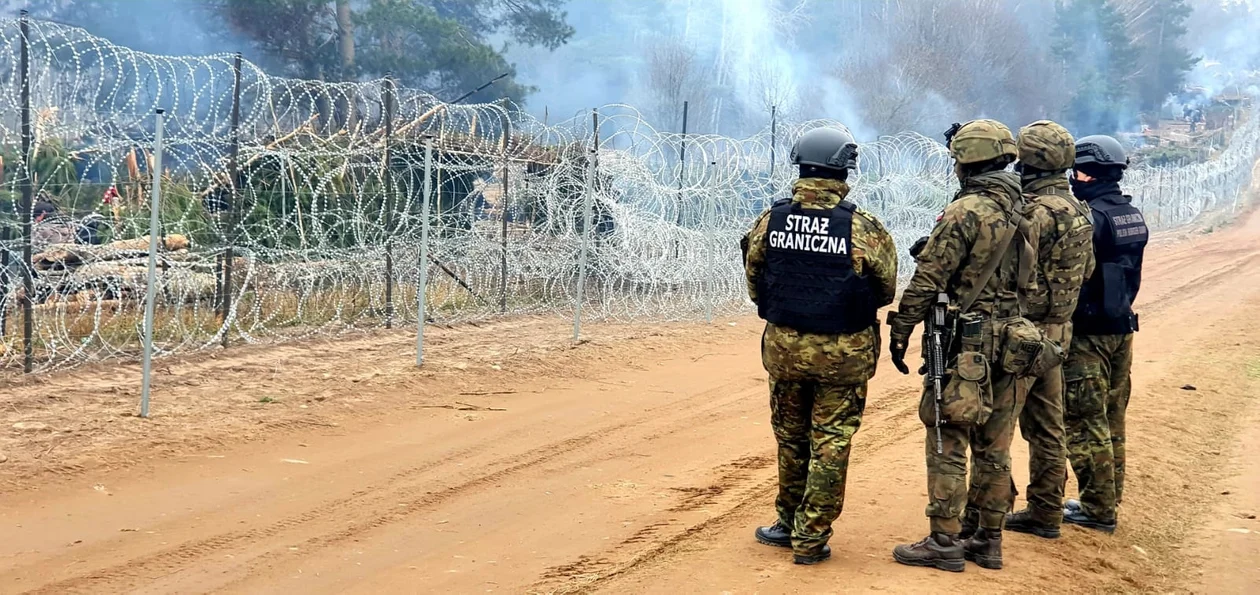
[757,199,877,335]
[1075,193,1148,335]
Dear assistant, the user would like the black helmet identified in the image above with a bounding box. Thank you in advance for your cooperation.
[790,127,858,171]
[1074,135,1129,169]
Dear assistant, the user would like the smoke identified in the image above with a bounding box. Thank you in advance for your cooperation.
[505,0,1070,139]
[19,0,243,57]
[1185,0,1260,98]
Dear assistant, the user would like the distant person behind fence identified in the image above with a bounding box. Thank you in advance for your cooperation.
[741,126,898,565]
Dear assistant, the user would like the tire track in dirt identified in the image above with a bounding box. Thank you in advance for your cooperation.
[525,382,930,594]
[18,372,767,594]
[569,207,1260,594]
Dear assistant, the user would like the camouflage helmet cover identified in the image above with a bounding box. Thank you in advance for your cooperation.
[948,119,1018,165]
[1017,120,1076,171]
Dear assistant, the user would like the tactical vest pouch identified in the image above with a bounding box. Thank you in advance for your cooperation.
[997,317,1064,378]
[936,351,993,426]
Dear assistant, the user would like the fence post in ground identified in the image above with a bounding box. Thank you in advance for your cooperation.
[573,109,599,341]
[220,52,242,348]
[705,160,717,324]
[416,138,434,366]
[19,11,34,374]
[499,107,510,314]
[674,100,688,259]
[383,75,395,328]
[769,104,776,179]
[0,225,9,340]
[140,109,166,419]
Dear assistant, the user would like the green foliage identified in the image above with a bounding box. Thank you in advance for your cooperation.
[1053,0,1140,133]
[217,0,573,103]
[1134,0,1199,112]
[25,0,572,104]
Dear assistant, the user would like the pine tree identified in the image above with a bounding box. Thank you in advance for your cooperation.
[1052,0,1141,133]
[1132,0,1199,112]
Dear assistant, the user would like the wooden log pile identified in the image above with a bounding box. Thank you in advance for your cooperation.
[16,235,219,306]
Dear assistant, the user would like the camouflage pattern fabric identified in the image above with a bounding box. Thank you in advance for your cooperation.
[1064,333,1133,522]
[948,119,1019,165]
[1017,322,1069,525]
[934,371,1026,533]
[744,178,899,314]
[747,177,899,385]
[890,169,1029,534]
[889,170,1027,343]
[1013,176,1095,526]
[771,379,866,554]
[744,177,898,556]
[1022,177,1095,323]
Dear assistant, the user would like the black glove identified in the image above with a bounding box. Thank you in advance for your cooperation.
[908,236,929,259]
[889,337,910,375]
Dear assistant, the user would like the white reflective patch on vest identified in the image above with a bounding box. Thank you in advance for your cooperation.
[1112,213,1145,226]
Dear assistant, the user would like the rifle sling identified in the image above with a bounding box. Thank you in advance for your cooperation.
[957,212,1024,314]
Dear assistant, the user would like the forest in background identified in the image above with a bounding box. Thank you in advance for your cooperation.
[15,0,1260,138]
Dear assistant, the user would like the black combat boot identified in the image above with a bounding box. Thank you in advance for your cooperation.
[754,521,792,548]
[892,532,966,573]
[1005,508,1061,539]
[793,545,831,565]
[1063,509,1116,533]
[963,528,1003,569]
[959,508,980,541]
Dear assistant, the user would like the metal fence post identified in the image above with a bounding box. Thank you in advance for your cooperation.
[19,11,34,373]
[220,52,242,348]
[416,138,434,366]
[573,109,599,341]
[500,108,510,314]
[140,109,165,418]
[383,75,395,328]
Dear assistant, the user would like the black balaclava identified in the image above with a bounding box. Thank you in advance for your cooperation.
[1070,162,1124,201]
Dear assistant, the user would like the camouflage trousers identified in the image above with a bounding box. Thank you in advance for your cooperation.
[1013,322,1071,526]
[771,378,866,556]
[1064,333,1133,522]
[927,369,1028,534]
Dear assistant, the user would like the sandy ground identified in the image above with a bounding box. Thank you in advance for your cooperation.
[1,204,1259,594]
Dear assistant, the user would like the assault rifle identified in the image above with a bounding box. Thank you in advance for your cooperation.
[925,292,952,454]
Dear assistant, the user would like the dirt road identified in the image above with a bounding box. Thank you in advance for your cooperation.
[2,207,1259,594]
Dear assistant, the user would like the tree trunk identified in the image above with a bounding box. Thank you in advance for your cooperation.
[336,0,355,79]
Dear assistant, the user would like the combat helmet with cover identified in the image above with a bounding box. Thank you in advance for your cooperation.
[1017,120,1075,172]
[944,119,1018,165]
[790,127,859,171]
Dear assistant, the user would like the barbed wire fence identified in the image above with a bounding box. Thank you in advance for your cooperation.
[0,16,1257,378]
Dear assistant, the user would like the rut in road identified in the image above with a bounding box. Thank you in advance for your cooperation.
[1,206,1258,595]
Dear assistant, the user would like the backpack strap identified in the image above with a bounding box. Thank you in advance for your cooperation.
[957,197,1030,314]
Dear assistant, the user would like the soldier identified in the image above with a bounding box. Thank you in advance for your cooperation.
[888,119,1028,572]
[743,127,898,565]
[1002,121,1095,540]
[1061,135,1148,533]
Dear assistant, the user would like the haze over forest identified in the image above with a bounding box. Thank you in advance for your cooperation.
[14,0,1260,139]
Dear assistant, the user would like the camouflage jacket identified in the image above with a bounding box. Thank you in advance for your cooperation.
[744,178,899,381]
[890,171,1027,344]
[1022,176,1096,324]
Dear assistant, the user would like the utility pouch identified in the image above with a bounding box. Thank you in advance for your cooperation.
[939,351,993,426]
[998,317,1064,378]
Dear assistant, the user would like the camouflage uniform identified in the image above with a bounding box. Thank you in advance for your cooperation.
[745,177,898,556]
[1010,122,1096,529]
[1064,333,1132,517]
[890,168,1030,536]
